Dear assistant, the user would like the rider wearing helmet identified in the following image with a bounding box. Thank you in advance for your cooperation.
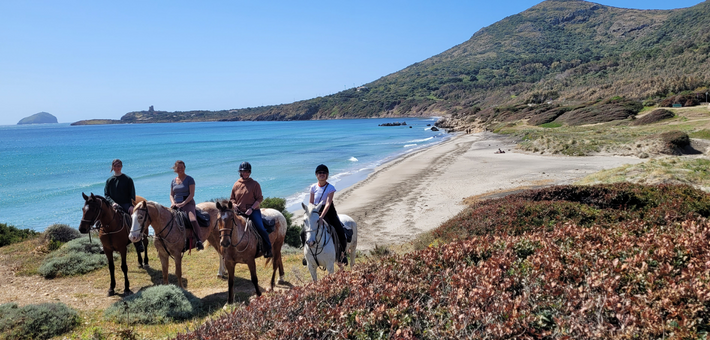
[230,162,273,258]
[309,164,348,264]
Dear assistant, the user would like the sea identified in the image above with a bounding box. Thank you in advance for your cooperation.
[0,118,448,232]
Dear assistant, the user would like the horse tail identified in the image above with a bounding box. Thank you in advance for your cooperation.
[263,257,272,268]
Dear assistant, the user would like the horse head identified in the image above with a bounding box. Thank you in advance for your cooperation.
[301,202,324,247]
[79,192,102,234]
[129,200,149,243]
[216,200,239,248]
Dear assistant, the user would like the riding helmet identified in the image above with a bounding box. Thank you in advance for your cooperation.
[315,164,329,174]
[239,161,252,172]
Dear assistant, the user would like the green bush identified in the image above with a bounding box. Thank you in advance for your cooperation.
[38,237,109,278]
[104,285,203,324]
[0,223,38,247]
[285,224,303,248]
[0,302,79,340]
[261,197,294,227]
[43,223,80,243]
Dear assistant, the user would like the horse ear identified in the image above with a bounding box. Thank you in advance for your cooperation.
[216,201,222,210]
[315,202,323,212]
[301,202,307,211]
[228,201,233,210]
[132,199,137,206]
[90,193,95,199]
[82,192,88,200]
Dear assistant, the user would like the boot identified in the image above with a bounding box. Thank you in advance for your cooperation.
[264,248,273,258]
[195,240,204,251]
[134,240,145,252]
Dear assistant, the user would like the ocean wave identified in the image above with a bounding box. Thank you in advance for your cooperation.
[406,137,434,143]
[404,144,417,148]
[349,157,358,162]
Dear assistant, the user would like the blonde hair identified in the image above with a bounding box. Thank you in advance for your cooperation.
[172,160,186,171]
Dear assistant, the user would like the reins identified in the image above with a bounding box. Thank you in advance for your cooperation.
[304,211,331,268]
[218,213,254,252]
[83,198,128,243]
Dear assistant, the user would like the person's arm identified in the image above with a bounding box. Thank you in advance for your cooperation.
[246,182,262,215]
[104,179,119,208]
[309,192,315,205]
[128,178,136,213]
[169,180,177,208]
[320,191,335,220]
[179,184,195,208]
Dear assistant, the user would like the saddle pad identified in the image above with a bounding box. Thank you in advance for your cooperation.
[195,208,210,228]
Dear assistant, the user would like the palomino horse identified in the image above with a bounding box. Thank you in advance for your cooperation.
[129,200,219,289]
[79,193,147,296]
[215,201,286,303]
[301,202,358,282]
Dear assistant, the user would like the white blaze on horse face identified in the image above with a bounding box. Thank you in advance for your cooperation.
[128,211,142,242]
[304,211,319,246]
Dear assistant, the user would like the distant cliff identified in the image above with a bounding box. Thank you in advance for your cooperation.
[17,112,58,125]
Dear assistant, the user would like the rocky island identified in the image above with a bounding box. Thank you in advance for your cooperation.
[17,112,58,125]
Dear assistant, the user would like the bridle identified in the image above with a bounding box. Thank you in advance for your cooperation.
[218,211,251,252]
[303,210,330,265]
[81,197,127,237]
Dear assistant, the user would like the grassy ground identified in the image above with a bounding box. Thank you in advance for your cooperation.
[0,237,374,340]
[494,106,710,156]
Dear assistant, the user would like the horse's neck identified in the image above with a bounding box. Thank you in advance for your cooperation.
[232,215,250,241]
[148,202,173,234]
[314,219,331,246]
[99,201,116,227]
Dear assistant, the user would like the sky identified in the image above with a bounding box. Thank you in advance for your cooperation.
[0,0,705,126]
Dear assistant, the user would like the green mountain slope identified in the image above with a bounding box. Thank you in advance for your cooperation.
[90,0,709,125]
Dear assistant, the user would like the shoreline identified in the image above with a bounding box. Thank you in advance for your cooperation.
[331,131,646,250]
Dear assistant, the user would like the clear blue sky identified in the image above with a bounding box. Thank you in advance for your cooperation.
[0,0,704,125]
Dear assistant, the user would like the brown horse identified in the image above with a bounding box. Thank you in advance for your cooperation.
[215,201,286,304]
[79,193,148,296]
[129,200,219,289]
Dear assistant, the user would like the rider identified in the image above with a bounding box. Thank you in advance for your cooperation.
[169,160,204,251]
[104,159,144,252]
[309,164,348,264]
[230,161,273,258]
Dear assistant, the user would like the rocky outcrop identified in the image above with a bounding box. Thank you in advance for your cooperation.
[17,112,58,125]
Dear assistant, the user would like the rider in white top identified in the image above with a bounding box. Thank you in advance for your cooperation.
[307,164,348,264]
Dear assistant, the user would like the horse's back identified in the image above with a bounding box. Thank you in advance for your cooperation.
[339,214,356,232]
[261,208,287,237]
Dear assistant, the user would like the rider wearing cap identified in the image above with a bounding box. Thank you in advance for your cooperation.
[230,162,273,258]
[310,164,348,264]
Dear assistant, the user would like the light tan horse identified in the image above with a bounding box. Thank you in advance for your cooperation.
[215,201,286,304]
[129,200,219,288]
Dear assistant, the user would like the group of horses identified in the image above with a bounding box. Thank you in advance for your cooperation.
[79,192,357,305]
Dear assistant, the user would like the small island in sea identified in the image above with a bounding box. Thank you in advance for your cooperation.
[17,112,58,125]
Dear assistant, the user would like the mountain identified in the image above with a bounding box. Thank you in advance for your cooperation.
[18,112,58,125]
[75,0,710,126]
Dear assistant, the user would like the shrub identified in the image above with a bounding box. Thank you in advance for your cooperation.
[104,285,203,324]
[285,224,302,248]
[0,223,38,247]
[261,197,293,227]
[38,237,109,278]
[630,108,674,126]
[0,302,79,340]
[175,184,710,339]
[43,223,80,243]
[660,130,691,148]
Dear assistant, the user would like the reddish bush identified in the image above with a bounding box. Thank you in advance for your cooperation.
[175,184,710,339]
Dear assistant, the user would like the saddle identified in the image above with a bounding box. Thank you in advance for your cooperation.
[243,214,277,255]
[175,208,211,229]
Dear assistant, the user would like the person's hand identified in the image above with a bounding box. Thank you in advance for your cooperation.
[246,208,253,216]
[112,203,120,209]
[128,206,134,214]
[171,204,178,210]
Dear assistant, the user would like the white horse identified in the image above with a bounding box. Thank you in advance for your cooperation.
[301,202,357,281]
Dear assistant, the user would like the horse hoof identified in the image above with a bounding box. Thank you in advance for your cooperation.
[124,290,133,296]
[278,279,286,285]
[107,290,116,297]
[138,264,144,269]
[302,258,307,266]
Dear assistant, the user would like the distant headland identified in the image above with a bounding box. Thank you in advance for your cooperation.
[17,112,58,125]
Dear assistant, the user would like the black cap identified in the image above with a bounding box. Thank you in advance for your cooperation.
[315,164,329,174]
[239,162,252,172]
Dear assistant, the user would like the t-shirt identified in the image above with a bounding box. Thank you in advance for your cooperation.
[104,174,135,207]
[171,176,195,203]
[310,182,336,206]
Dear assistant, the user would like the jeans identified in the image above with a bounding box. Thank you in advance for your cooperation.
[249,209,272,251]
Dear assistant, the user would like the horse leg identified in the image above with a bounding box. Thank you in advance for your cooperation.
[227,260,236,304]
[175,254,184,289]
[120,248,131,295]
[218,254,226,278]
[106,251,117,296]
[247,259,261,296]
[159,252,170,285]
[141,236,149,268]
[306,256,319,282]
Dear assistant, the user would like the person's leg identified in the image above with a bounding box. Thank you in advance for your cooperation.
[325,206,347,264]
[250,210,272,258]
[183,202,203,250]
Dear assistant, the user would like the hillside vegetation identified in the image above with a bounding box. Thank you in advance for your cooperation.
[176,183,710,339]
[73,0,710,126]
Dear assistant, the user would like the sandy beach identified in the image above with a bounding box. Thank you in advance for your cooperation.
[333,132,645,250]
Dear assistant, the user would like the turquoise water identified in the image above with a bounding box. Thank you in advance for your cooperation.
[0,118,446,231]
